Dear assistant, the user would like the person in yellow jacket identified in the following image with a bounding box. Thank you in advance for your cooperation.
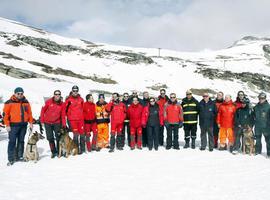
[96,94,110,149]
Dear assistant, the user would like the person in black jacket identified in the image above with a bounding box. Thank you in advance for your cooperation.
[121,93,131,147]
[182,90,199,149]
[232,98,254,154]
[199,93,217,151]
[141,91,150,147]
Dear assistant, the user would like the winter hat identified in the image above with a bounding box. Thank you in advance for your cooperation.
[72,85,79,91]
[98,94,105,99]
[86,94,92,101]
[14,87,24,94]
[258,92,267,99]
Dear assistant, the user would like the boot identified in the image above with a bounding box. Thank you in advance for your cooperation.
[191,139,196,149]
[109,135,116,153]
[137,135,142,149]
[49,141,57,158]
[116,135,123,150]
[183,140,190,149]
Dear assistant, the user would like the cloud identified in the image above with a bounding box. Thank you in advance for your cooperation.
[0,0,269,51]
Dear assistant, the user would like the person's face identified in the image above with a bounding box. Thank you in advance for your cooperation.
[143,92,149,99]
[238,92,245,100]
[259,97,266,103]
[149,98,155,105]
[15,92,24,99]
[225,96,231,102]
[54,92,61,101]
[88,96,94,103]
[186,93,192,99]
[72,89,79,96]
[242,103,247,108]
[99,97,105,103]
[170,95,176,102]
[160,91,166,97]
[133,98,139,105]
[112,94,119,101]
[203,93,209,101]
[123,94,129,101]
[217,93,223,100]
[132,92,138,97]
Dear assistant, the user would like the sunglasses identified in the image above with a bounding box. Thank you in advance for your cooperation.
[170,96,176,99]
[150,100,155,103]
[160,92,165,95]
[203,95,209,98]
[259,98,266,100]
[186,93,192,95]
[124,95,129,98]
[16,92,24,95]
[72,90,78,93]
[54,93,61,96]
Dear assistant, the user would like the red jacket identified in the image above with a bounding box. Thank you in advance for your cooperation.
[157,95,169,109]
[141,103,164,126]
[234,99,243,110]
[62,95,84,124]
[106,101,126,125]
[40,97,63,124]
[164,101,183,124]
[217,100,237,128]
[83,101,96,122]
[127,103,144,128]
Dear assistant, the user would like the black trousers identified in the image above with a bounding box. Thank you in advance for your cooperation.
[159,125,165,146]
[166,124,179,148]
[254,126,270,155]
[200,126,214,149]
[184,124,197,142]
[45,123,61,153]
[142,127,148,147]
[147,125,159,150]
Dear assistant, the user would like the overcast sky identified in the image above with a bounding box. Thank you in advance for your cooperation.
[0,0,269,51]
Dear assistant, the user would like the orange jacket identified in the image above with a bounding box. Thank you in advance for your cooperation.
[3,95,33,126]
[217,100,236,128]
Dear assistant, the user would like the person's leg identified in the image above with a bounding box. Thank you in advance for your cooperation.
[147,126,153,150]
[191,124,197,149]
[17,125,27,160]
[233,128,242,152]
[255,127,262,154]
[213,122,219,148]
[184,124,191,148]
[173,125,179,149]
[263,129,270,157]
[7,126,19,163]
[159,125,164,146]
[130,127,136,150]
[53,123,61,154]
[166,125,173,149]
[45,124,57,155]
[153,126,160,150]
[200,126,207,150]
[227,128,235,152]
[219,127,227,149]
[137,127,143,149]
[208,126,214,151]
[116,123,124,150]
[91,123,98,150]
[109,123,117,152]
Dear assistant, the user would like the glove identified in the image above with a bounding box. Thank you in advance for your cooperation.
[179,121,183,128]
[6,126,11,133]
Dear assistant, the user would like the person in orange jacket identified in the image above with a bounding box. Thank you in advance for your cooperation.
[3,87,33,166]
[106,93,126,152]
[96,94,110,150]
[83,94,98,152]
[127,96,144,150]
[216,95,237,151]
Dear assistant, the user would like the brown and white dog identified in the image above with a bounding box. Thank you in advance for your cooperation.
[242,126,255,156]
[58,128,78,158]
[24,131,45,162]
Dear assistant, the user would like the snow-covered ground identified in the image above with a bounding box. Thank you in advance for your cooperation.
[0,127,270,200]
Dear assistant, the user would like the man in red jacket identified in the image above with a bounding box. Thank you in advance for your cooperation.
[62,85,84,154]
[128,97,144,150]
[40,90,63,158]
[164,93,183,150]
[106,93,126,152]
[157,89,169,146]
[83,94,98,152]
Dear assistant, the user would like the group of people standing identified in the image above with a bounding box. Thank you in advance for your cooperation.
[2,86,270,166]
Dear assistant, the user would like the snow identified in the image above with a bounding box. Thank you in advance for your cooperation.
[0,128,270,200]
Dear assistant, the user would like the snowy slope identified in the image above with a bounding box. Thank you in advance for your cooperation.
[1,17,270,200]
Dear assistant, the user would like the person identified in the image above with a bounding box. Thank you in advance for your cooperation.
[128,91,142,104]
[157,89,169,146]
[213,92,224,148]
[83,94,98,152]
[40,90,63,158]
[164,93,183,150]
[141,91,150,147]
[121,92,131,148]
[253,92,270,157]
[106,93,126,152]
[127,97,144,150]
[234,91,246,110]
[232,98,254,154]
[3,87,33,166]
[142,97,164,151]
[181,90,199,149]
[62,85,84,154]
[198,93,217,151]
[216,95,237,151]
[96,94,110,149]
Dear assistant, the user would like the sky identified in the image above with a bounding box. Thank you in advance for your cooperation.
[0,0,269,51]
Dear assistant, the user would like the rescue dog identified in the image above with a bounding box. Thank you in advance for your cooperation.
[24,131,45,162]
[58,128,78,158]
[242,126,255,156]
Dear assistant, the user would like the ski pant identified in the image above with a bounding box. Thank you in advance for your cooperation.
[159,125,165,146]
[110,123,124,150]
[213,122,219,147]
[44,123,61,154]
[254,126,270,155]
[97,123,109,148]
[184,123,197,143]
[7,125,27,162]
[121,121,130,147]
[233,127,243,152]
[166,124,179,148]
[200,126,214,150]
[219,127,234,147]
[130,126,142,148]
[142,127,148,147]
[84,122,98,151]
[147,125,159,150]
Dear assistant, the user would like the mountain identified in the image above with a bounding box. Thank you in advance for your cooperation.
[1,17,270,115]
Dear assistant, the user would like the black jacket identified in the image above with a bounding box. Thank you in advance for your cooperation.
[234,106,254,128]
[199,99,217,128]
[181,96,199,125]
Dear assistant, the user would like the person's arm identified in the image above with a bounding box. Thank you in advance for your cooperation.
[27,103,34,130]
[3,103,11,132]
